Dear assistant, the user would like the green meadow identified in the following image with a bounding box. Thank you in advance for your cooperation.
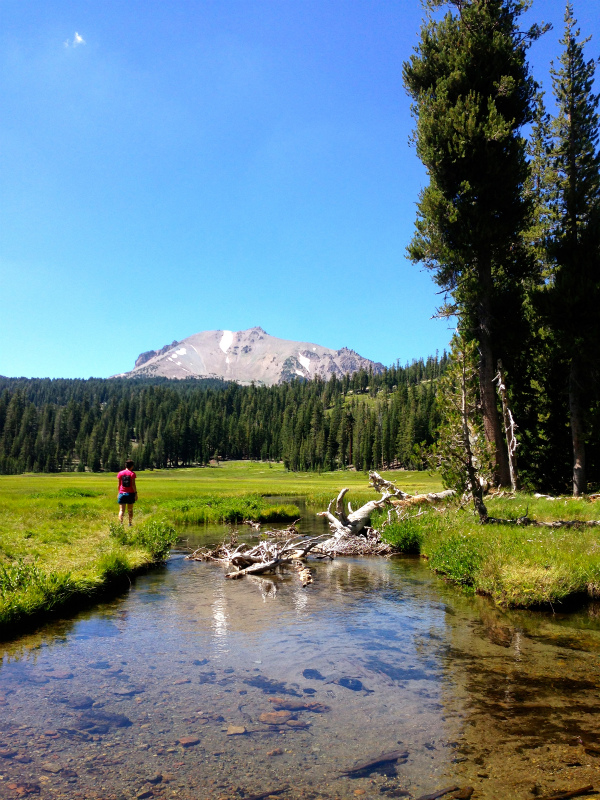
[2,460,600,630]
[0,462,437,632]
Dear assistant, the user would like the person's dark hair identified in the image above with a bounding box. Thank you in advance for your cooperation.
[125,459,134,469]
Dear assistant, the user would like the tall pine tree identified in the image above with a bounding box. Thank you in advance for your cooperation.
[548,3,600,495]
[403,0,542,486]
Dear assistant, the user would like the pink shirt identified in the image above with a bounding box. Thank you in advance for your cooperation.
[117,469,136,494]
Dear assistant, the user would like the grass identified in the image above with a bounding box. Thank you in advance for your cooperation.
[0,461,436,631]
[160,496,300,526]
[375,493,600,607]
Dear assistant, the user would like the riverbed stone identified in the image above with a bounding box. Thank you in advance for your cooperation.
[114,685,145,696]
[55,694,94,709]
[259,711,293,725]
[7,782,41,796]
[46,671,74,680]
[226,726,246,736]
[337,677,363,691]
[41,762,63,773]
[178,736,200,748]
[302,669,325,681]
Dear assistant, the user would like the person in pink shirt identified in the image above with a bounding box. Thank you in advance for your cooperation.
[117,459,138,526]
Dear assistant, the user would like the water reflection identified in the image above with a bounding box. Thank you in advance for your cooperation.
[0,509,599,800]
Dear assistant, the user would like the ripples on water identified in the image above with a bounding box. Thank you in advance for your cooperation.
[1,512,600,800]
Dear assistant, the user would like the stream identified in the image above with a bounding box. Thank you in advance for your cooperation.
[1,501,600,800]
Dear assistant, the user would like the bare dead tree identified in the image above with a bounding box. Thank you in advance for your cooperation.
[494,360,519,492]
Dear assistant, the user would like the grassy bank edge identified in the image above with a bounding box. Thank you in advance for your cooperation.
[375,494,600,608]
[0,518,178,638]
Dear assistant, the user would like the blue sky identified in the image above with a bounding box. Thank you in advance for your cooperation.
[1,0,598,379]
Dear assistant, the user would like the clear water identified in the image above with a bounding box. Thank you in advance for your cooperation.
[1,504,600,800]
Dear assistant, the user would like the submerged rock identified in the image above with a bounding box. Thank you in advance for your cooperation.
[337,677,363,691]
[259,711,293,725]
[178,736,200,747]
[244,676,300,696]
[52,693,94,709]
[302,669,325,681]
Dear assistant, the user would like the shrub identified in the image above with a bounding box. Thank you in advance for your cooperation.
[379,518,424,553]
[110,519,177,561]
[97,551,131,579]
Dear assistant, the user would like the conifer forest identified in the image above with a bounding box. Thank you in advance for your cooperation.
[0,357,445,477]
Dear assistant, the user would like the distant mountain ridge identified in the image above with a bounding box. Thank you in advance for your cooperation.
[116,327,384,385]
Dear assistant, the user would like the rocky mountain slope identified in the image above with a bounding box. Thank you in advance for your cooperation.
[116,327,384,385]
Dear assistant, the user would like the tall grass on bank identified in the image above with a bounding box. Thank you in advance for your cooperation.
[0,518,178,630]
[161,496,300,525]
[109,519,178,561]
[374,495,600,607]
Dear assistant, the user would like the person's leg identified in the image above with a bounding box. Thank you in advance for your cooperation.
[128,503,134,526]
[118,500,125,524]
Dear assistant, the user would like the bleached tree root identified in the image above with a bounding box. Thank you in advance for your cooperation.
[316,471,455,555]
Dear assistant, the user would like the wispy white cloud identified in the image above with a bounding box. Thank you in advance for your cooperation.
[64,32,86,48]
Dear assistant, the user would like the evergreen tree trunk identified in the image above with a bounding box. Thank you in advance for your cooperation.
[569,359,586,495]
[548,4,600,494]
[462,355,488,522]
[478,269,511,487]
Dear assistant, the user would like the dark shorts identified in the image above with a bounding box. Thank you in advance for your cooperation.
[118,493,136,505]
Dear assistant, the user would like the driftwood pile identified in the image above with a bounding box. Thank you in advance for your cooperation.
[185,531,328,585]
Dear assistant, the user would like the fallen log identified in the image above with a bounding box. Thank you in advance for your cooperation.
[262,521,301,539]
[391,490,456,509]
[188,532,327,585]
[486,517,600,528]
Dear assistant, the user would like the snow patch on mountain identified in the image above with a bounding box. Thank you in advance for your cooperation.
[219,331,234,353]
